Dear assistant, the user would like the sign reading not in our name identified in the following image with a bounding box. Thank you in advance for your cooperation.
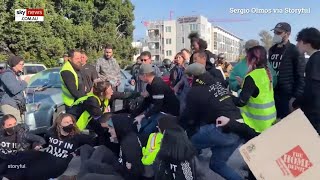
[15,9,44,22]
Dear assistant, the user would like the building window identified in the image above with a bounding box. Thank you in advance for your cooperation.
[189,24,198,31]
[165,26,171,32]
[166,50,172,56]
[214,41,217,50]
[182,37,184,43]
[214,32,217,39]
[166,38,172,44]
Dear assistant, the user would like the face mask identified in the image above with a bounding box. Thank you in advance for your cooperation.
[273,34,284,44]
[5,126,16,135]
[62,124,74,133]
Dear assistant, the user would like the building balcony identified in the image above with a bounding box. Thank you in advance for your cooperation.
[147,36,160,42]
[149,49,160,55]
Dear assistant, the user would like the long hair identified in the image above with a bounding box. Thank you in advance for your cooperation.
[246,45,272,89]
[188,32,208,50]
[174,52,186,65]
[51,113,80,140]
[92,80,112,100]
[157,126,196,162]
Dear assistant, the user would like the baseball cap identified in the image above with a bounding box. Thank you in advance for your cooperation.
[245,39,260,50]
[139,64,154,75]
[271,22,291,32]
[185,63,206,76]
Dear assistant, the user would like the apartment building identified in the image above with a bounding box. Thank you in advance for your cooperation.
[211,26,243,62]
[145,15,242,62]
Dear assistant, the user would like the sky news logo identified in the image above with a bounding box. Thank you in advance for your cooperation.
[15,9,44,22]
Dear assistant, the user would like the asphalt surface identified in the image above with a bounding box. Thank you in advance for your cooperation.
[60,147,248,180]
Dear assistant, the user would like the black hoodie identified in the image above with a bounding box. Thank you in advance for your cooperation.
[179,72,258,140]
[111,114,145,180]
[0,124,45,160]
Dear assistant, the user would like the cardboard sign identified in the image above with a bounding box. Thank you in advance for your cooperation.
[240,109,320,180]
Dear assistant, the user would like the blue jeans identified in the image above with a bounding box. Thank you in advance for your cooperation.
[139,113,163,134]
[191,124,242,180]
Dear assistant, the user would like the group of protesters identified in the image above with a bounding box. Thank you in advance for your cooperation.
[0,22,319,180]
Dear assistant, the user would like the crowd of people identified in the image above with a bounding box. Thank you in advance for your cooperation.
[0,22,319,180]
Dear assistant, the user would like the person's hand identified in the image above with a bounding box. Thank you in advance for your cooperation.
[236,76,243,86]
[141,91,149,98]
[24,76,31,83]
[34,145,42,151]
[126,162,132,170]
[133,114,145,125]
[289,97,297,112]
[216,116,230,127]
[130,79,135,86]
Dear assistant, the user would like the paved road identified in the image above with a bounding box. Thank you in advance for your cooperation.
[61,147,248,180]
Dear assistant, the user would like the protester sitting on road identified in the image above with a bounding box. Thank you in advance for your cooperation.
[229,40,277,93]
[293,27,320,134]
[0,114,45,175]
[77,114,145,180]
[70,80,116,147]
[0,56,30,123]
[132,64,180,135]
[180,63,256,180]
[155,115,204,180]
[1,113,94,180]
[233,46,277,133]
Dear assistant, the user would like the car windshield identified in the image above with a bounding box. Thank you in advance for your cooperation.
[28,69,61,88]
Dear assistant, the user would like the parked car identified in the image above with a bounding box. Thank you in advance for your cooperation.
[0,63,46,80]
[24,68,135,134]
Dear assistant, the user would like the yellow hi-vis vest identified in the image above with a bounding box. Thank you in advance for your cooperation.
[60,61,78,107]
[240,68,276,133]
[73,93,109,131]
[141,133,163,165]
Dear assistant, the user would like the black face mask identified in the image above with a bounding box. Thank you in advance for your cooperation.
[5,126,16,135]
[62,124,74,133]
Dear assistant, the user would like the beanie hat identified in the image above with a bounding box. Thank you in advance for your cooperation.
[7,56,23,68]
[185,63,206,77]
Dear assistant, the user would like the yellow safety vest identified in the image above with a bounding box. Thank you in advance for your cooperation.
[141,133,163,165]
[60,61,78,107]
[240,68,277,133]
[73,93,109,131]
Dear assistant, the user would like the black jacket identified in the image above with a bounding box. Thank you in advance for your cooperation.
[81,64,98,93]
[179,72,258,140]
[205,62,226,86]
[110,114,145,180]
[0,124,45,159]
[132,77,180,117]
[269,41,305,97]
[155,157,204,180]
[189,50,216,65]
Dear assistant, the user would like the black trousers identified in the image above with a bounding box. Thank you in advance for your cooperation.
[77,145,120,179]
[2,151,71,180]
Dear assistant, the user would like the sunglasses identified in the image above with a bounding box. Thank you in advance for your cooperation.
[274,31,284,35]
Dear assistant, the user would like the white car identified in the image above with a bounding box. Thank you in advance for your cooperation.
[21,63,47,80]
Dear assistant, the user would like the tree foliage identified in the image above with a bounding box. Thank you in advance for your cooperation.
[259,30,273,51]
[0,0,135,67]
